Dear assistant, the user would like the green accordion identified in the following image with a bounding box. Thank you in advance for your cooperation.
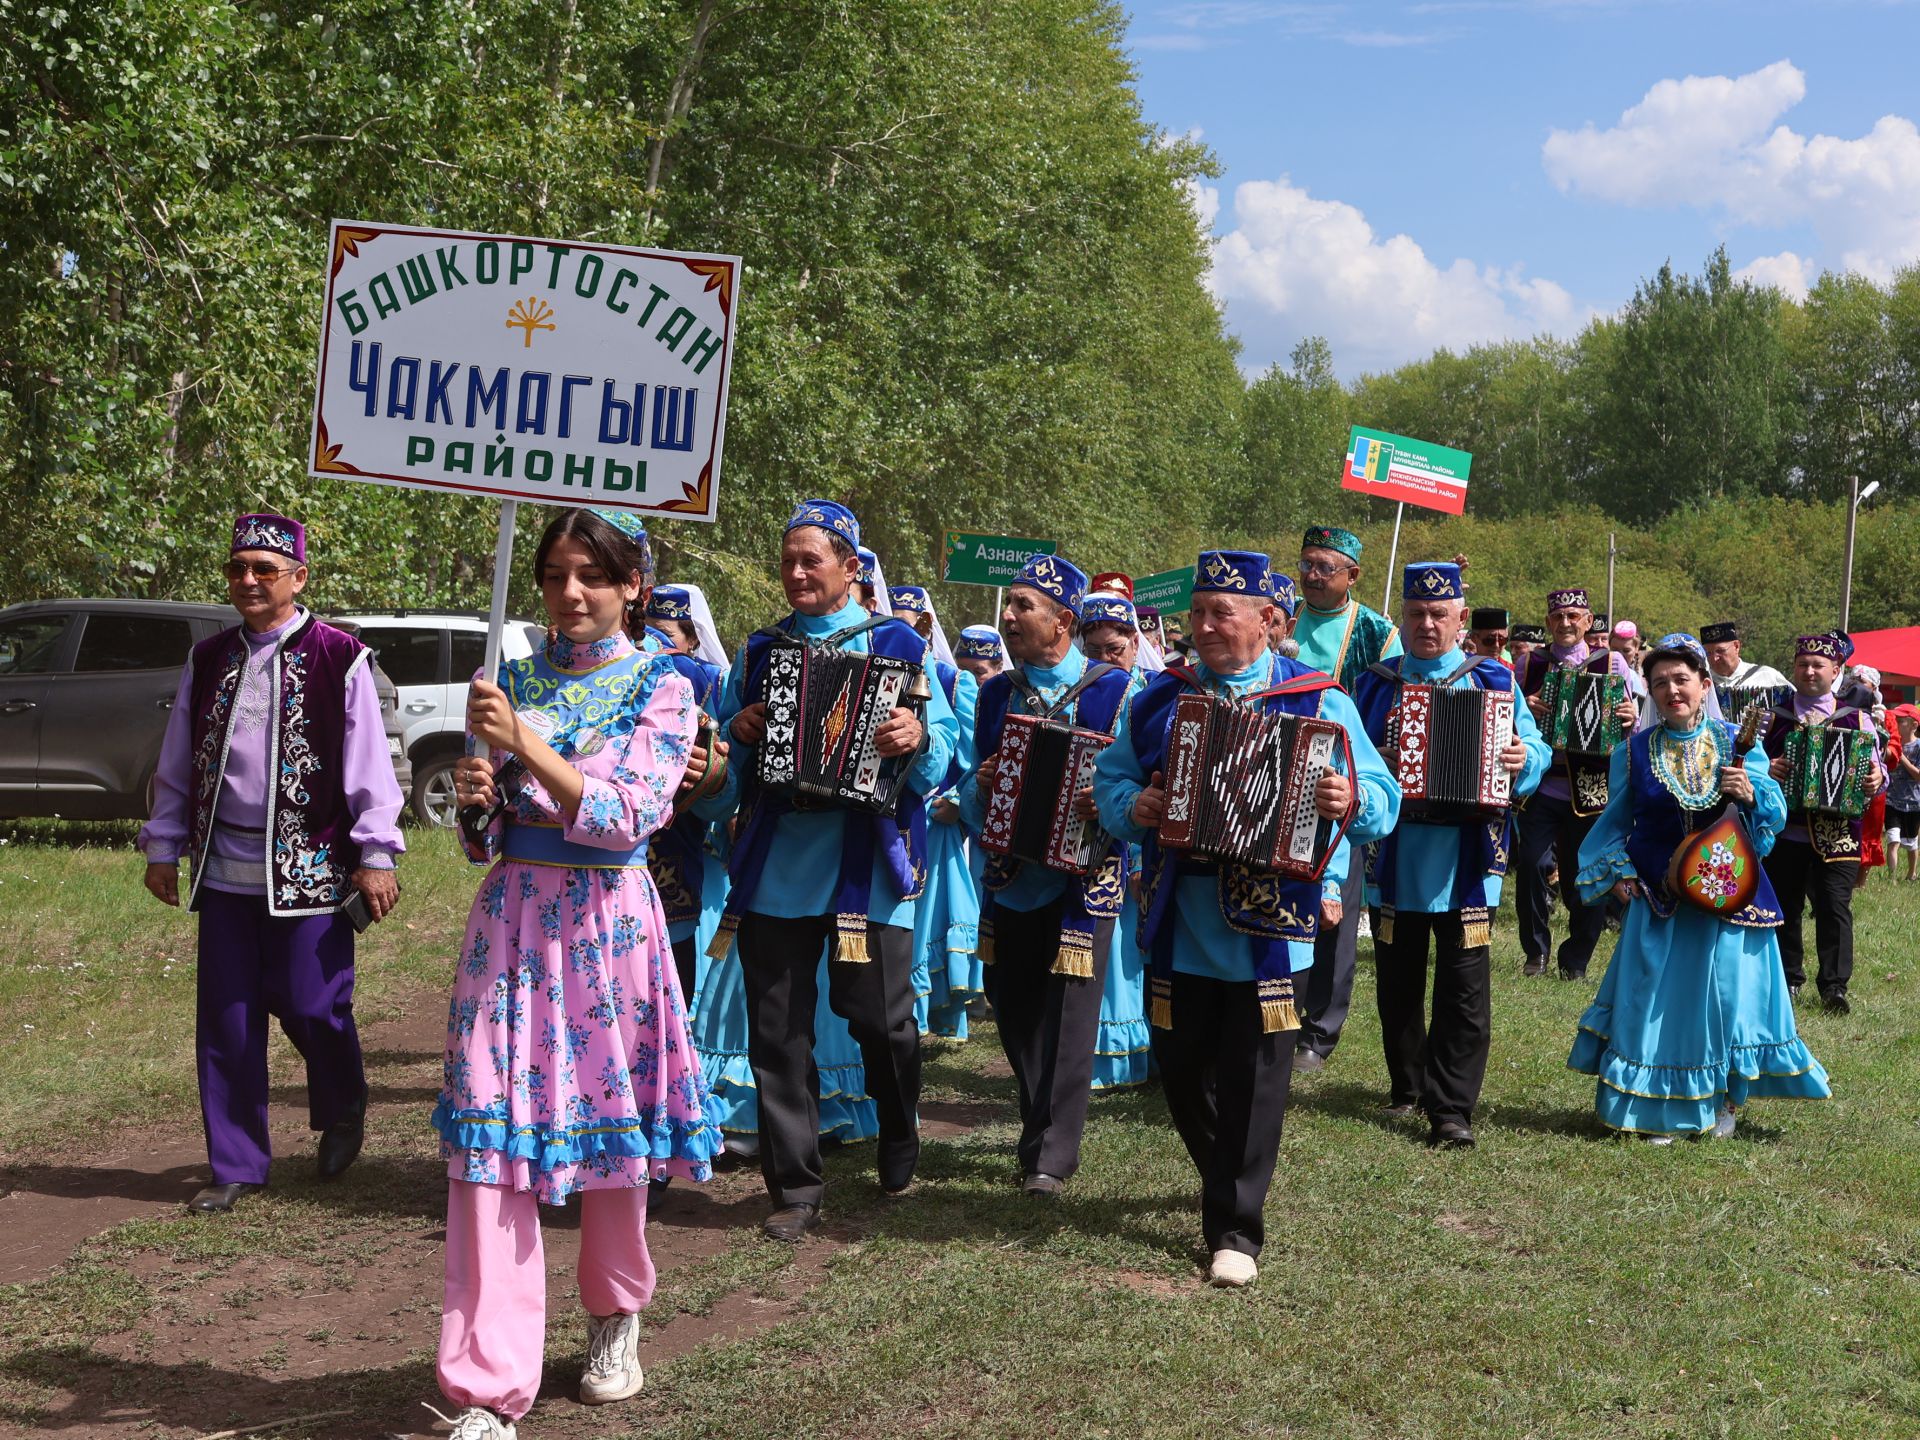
[1539,665,1628,759]
[1782,724,1877,818]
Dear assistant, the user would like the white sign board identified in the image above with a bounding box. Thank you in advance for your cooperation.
[308,219,741,521]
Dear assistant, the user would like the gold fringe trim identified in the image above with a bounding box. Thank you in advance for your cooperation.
[1258,977,1301,1035]
[1149,977,1173,1031]
[1051,936,1095,979]
[1460,906,1492,950]
[705,912,739,961]
[834,913,872,964]
[1377,905,1395,946]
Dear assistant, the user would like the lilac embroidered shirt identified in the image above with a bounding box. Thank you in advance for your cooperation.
[138,608,405,893]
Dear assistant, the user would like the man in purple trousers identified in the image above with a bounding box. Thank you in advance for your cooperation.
[139,513,404,1213]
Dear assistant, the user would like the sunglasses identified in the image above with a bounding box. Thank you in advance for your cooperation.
[1298,560,1353,579]
[223,560,298,582]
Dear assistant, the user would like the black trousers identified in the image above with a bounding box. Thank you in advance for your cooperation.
[981,898,1112,1181]
[1375,910,1491,1127]
[1151,970,1295,1259]
[1763,837,1858,997]
[1297,857,1363,1057]
[1514,791,1607,975]
[737,912,922,1208]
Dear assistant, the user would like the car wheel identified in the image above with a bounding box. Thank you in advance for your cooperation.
[412,752,464,829]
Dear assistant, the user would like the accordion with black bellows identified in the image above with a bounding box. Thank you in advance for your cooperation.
[1714,682,1793,732]
[1390,683,1515,822]
[979,712,1113,874]
[1157,692,1353,882]
[755,637,931,812]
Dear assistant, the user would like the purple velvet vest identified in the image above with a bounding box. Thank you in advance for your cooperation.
[186,614,368,915]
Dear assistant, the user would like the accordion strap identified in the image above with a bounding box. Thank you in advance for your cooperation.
[1368,655,1477,688]
[753,614,889,651]
[1011,660,1121,720]
[1166,663,1339,703]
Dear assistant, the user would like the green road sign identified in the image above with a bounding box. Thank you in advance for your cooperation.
[943,531,1056,587]
[1132,566,1194,612]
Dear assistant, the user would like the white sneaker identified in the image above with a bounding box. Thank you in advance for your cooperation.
[580,1311,645,1404]
[423,1403,516,1440]
[1711,1106,1737,1139]
[1208,1249,1258,1288]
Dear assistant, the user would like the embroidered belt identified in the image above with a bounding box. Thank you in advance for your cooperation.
[501,823,649,870]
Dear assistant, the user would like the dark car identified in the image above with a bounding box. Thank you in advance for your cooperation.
[0,599,410,822]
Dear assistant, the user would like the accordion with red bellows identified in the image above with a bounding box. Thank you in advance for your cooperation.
[1390,683,1515,823]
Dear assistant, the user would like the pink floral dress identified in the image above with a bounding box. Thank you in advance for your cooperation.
[431,630,718,1202]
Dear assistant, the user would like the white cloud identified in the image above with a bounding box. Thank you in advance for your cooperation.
[1733,251,1815,302]
[1543,60,1920,280]
[1204,176,1595,375]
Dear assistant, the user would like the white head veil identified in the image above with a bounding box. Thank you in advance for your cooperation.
[679,582,728,671]
[921,592,957,671]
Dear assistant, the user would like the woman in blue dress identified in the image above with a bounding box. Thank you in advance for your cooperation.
[1567,633,1830,1141]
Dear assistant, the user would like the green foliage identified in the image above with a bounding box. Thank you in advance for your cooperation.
[0,0,1240,636]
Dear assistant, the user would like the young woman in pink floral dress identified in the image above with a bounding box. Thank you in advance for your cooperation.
[429,508,717,1440]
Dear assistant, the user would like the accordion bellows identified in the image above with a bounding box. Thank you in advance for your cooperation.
[756,638,927,812]
[1393,683,1515,821]
[1540,666,1627,758]
[981,712,1113,874]
[1782,725,1876,818]
[1157,692,1350,882]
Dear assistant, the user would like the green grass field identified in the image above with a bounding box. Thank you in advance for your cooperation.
[3,826,1918,1438]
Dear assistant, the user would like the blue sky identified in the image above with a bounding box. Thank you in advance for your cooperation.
[1124,0,1920,376]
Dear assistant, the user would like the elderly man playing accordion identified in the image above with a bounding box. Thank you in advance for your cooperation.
[703,499,959,1241]
[959,553,1133,1198]
[1092,551,1397,1288]
[1352,563,1549,1150]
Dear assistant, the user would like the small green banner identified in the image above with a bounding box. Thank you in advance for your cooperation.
[943,531,1056,587]
[1131,565,1195,612]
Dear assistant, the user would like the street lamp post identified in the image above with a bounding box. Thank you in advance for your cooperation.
[1841,476,1882,632]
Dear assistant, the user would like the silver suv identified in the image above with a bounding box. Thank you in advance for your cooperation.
[0,599,409,822]
[333,610,544,827]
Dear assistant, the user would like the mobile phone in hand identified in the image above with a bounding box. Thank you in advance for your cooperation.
[341,887,375,933]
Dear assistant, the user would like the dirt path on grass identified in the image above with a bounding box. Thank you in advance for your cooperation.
[0,999,1004,1440]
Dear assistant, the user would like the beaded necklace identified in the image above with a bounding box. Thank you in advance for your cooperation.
[1650,718,1727,810]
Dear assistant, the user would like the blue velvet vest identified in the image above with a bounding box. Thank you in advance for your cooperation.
[1129,656,1340,993]
[1628,722,1782,927]
[973,659,1132,977]
[1351,655,1514,918]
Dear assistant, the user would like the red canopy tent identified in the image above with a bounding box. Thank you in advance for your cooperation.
[1847,626,1920,703]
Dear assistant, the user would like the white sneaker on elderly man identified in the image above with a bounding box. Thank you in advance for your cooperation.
[580,1311,645,1404]
[1208,1249,1258,1288]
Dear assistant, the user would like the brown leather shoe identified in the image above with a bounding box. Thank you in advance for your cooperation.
[762,1202,820,1243]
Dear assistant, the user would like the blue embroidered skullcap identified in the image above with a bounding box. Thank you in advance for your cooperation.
[1194,550,1273,599]
[1402,562,1463,602]
[1011,552,1087,612]
[647,585,693,622]
[1269,571,1297,617]
[1079,594,1138,630]
[592,508,648,543]
[889,585,931,614]
[1650,631,1706,661]
[956,625,1004,660]
[1827,629,1856,662]
[1303,526,1361,561]
[786,498,861,549]
[856,546,878,587]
